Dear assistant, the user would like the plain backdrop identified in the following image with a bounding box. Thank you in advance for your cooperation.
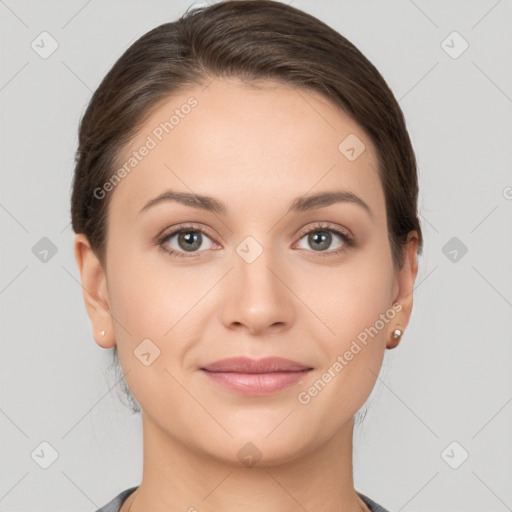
[1,1,511,511]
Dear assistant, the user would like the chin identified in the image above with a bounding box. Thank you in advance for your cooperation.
[187,424,323,469]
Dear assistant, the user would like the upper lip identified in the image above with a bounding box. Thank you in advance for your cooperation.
[201,357,312,373]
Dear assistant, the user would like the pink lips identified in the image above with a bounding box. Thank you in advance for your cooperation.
[200,357,313,395]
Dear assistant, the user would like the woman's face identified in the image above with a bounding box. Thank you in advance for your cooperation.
[76,77,417,465]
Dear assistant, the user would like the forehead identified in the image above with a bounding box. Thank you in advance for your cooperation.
[107,77,384,222]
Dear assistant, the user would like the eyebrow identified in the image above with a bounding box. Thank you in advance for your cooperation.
[138,189,373,219]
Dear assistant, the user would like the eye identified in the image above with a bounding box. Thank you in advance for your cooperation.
[294,223,353,256]
[157,222,354,259]
[158,224,216,258]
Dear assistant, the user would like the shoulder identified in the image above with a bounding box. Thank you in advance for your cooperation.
[357,491,392,512]
[93,486,138,512]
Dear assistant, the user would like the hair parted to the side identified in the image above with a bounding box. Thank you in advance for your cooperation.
[70,0,423,415]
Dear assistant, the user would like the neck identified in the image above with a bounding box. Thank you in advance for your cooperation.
[124,412,368,512]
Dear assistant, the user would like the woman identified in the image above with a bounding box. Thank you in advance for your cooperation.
[71,1,422,511]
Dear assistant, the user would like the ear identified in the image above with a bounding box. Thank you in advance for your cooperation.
[73,233,115,349]
[387,231,419,349]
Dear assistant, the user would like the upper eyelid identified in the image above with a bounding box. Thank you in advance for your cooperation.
[159,223,218,243]
[295,222,352,239]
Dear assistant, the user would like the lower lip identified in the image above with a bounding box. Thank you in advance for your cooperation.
[201,369,312,395]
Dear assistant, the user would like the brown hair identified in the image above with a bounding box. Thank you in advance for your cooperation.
[70,0,423,413]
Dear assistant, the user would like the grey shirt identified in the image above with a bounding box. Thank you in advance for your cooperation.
[94,487,391,512]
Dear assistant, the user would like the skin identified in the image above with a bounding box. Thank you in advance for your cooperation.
[74,77,418,512]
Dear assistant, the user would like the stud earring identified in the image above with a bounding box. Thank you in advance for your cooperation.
[100,330,106,336]
[392,329,402,340]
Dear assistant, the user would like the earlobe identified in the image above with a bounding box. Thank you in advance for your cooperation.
[73,233,115,349]
[387,231,419,349]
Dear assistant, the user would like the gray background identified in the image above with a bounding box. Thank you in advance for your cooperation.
[1,0,511,510]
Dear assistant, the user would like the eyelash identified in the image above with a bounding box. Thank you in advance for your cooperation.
[156,222,354,259]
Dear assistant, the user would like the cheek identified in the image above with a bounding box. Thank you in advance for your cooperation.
[304,249,395,409]
[310,251,395,346]
[107,247,202,336]
[296,268,394,424]
[105,257,197,411]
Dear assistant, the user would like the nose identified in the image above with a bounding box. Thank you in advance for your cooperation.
[219,242,295,336]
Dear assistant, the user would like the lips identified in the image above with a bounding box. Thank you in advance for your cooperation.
[200,357,312,373]
[200,357,313,395]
